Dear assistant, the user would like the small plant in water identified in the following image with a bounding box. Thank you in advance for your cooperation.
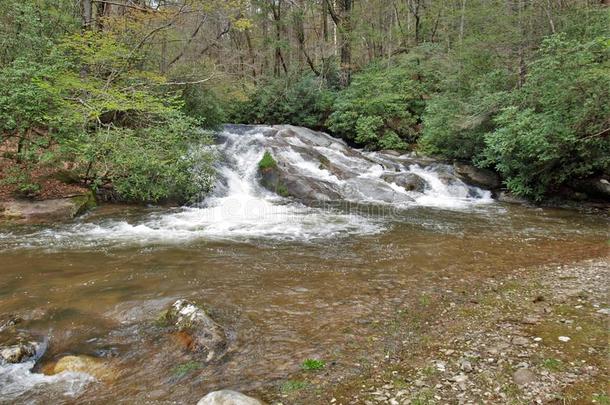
[258,151,277,170]
[172,361,202,378]
[301,358,325,371]
[280,379,308,393]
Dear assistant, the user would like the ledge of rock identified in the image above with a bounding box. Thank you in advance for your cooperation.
[0,191,96,224]
[197,390,264,405]
[453,162,501,189]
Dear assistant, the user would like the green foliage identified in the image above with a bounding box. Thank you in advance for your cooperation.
[0,27,215,203]
[483,35,610,200]
[328,48,441,149]
[180,83,226,129]
[0,166,41,199]
[419,70,510,160]
[230,73,336,128]
[258,151,277,170]
[300,358,325,371]
[0,0,77,67]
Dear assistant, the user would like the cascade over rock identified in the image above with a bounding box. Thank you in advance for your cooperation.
[216,125,492,209]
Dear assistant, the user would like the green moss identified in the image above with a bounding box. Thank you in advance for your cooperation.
[72,191,96,216]
[154,309,169,327]
[276,183,290,197]
[258,151,277,170]
[318,155,330,170]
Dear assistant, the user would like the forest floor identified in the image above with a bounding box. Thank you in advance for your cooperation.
[0,160,87,201]
[262,256,609,405]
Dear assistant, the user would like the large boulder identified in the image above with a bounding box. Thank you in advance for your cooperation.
[0,191,96,224]
[164,300,227,362]
[197,390,264,405]
[453,162,500,189]
[382,173,427,192]
[51,355,116,382]
[258,156,341,202]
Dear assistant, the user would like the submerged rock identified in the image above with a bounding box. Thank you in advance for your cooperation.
[453,162,500,189]
[51,355,116,382]
[0,341,40,364]
[0,191,96,224]
[164,300,227,362]
[197,390,264,405]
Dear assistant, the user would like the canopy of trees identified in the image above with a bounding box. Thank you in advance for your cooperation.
[0,0,608,201]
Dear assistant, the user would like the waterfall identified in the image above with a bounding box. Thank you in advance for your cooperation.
[0,125,493,250]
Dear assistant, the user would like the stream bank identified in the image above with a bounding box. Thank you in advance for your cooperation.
[261,256,609,405]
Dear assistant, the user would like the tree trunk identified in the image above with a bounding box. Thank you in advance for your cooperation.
[82,0,93,30]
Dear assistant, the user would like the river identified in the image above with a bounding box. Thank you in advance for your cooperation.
[0,126,607,404]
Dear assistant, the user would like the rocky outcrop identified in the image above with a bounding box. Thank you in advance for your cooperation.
[197,390,264,405]
[0,191,96,223]
[453,162,501,189]
[164,300,227,362]
[50,355,116,382]
[258,153,342,202]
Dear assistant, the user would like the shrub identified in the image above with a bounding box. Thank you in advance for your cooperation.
[230,73,336,129]
[258,151,277,170]
[327,48,442,150]
[483,35,610,200]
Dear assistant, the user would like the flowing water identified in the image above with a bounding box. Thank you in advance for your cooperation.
[0,126,608,404]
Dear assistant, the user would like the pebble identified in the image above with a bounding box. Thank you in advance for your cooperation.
[558,336,571,342]
[513,368,537,386]
[459,359,473,373]
[512,336,529,346]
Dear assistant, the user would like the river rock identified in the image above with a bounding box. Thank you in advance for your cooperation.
[165,300,227,361]
[453,162,500,189]
[0,192,96,224]
[197,390,264,405]
[51,355,116,381]
[259,159,341,202]
[0,341,40,364]
[381,173,427,192]
[570,177,610,200]
[513,368,536,386]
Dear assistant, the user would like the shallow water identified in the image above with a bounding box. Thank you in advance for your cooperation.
[0,126,608,404]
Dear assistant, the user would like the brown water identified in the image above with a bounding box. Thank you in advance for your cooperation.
[0,202,608,404]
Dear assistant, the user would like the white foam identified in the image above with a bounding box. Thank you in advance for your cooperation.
[0,126,495,250]
[0,361,94,400]
[409,165,493,209]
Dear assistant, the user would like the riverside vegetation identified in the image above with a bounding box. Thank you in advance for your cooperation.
[0,0,608,205]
